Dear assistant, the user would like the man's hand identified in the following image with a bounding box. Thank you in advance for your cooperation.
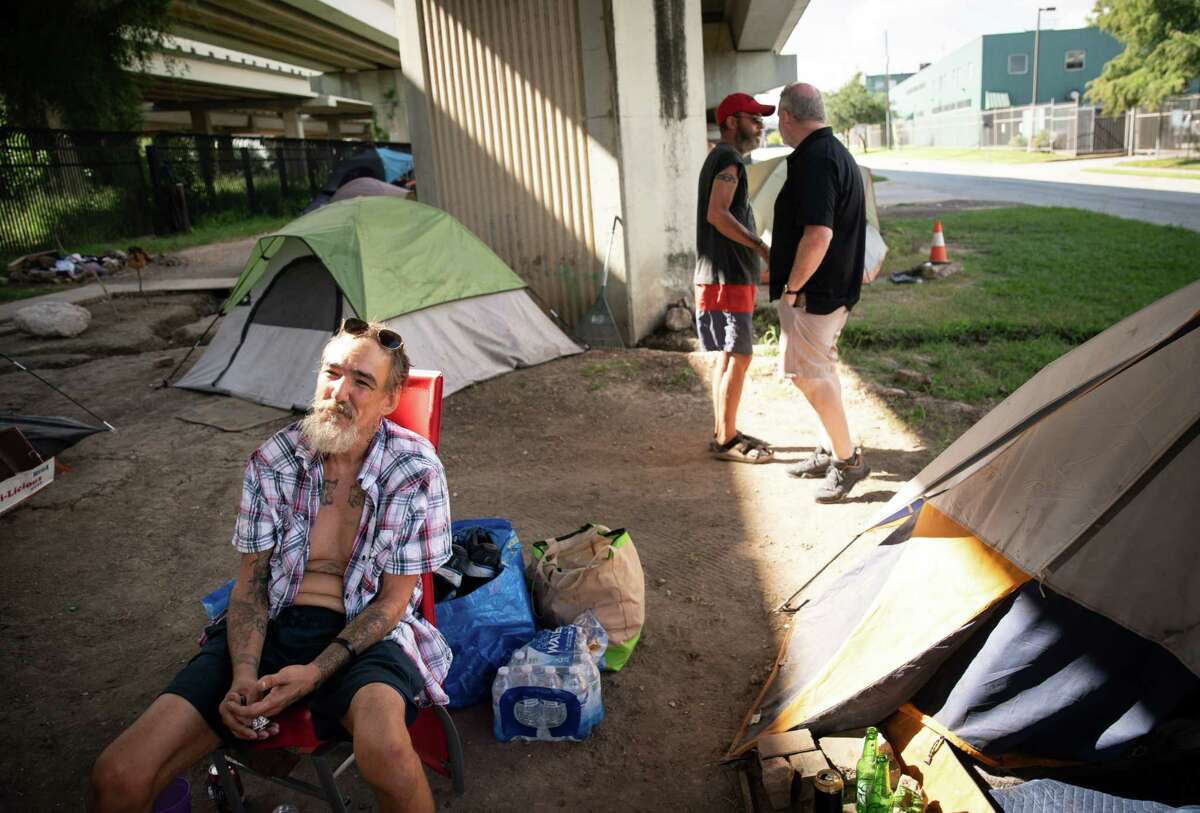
[244,664,321,720]
[784,291,799,308]
[218,678,279,740]
[753,240,770,264]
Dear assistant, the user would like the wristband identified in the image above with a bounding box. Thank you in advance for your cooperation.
[332,636,357,658]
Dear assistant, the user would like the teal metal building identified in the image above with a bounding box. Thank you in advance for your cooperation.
[864,72,914,96]
[891,26,1124,120]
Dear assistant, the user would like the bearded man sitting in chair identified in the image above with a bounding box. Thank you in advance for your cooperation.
[88,319,452,813]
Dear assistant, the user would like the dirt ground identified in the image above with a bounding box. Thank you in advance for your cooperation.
[0,290,941,811]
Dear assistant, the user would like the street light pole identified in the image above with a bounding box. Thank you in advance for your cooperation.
[1029,5,1055,151]
[884,31,892,150]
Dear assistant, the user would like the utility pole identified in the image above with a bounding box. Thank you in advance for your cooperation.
[1029,6,1055,151]
[884,31,892,150]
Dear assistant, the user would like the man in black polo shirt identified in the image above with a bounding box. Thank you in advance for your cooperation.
[768,82,870,502]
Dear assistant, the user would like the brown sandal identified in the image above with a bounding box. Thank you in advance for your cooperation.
[710,432,774,463]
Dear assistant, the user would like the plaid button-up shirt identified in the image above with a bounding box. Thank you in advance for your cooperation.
[232,418,453,705]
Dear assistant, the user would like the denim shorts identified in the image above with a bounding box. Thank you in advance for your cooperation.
[162,605,423,743]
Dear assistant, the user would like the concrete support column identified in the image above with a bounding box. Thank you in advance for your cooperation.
[282,108,305,139]
[310,69,410,143]
[189,108,214,134]
[606,0,708,342]
[395,0,439,206]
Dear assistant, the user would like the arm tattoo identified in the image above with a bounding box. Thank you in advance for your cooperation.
[311,605,396,685]
[227,553,272,672]
[715,172,737,183]
[320,478,338,505]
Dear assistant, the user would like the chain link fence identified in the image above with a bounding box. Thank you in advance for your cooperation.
[848,95,1199,158]
[0,128,410,261]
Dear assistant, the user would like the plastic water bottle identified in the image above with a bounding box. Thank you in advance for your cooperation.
[492,666,511,709]
[566,665,588,702]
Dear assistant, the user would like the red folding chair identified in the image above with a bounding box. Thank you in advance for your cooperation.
[211,370,463,812]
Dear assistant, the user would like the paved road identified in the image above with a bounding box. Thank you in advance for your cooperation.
[872,167,1200,230]
[858,154,1200,230]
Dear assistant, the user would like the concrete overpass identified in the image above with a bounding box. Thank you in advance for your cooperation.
[142,0,808,341]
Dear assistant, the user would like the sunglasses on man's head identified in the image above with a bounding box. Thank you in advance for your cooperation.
[339,317,404,353]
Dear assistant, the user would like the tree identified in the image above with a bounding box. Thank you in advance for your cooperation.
[1087,0,1200,113]
[825,73,889,151]
[0,0,172,130]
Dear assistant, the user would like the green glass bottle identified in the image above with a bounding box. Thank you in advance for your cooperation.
[854,727,879,813]
[870,753,892,813]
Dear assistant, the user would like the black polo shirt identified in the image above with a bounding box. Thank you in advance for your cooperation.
[768,127,866,313]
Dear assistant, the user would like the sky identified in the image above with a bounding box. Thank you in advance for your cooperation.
[774,0,1099,94]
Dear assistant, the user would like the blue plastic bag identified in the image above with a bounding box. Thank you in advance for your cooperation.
[435,518,537,708]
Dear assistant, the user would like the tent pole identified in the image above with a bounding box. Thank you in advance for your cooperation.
[0,352,116,432]
[157,313,223,389]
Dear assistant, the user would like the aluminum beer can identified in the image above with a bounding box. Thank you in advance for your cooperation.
[813,768,844,813]
[206,763,245,813]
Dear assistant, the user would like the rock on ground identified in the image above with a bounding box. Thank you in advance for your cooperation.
[14,302,92,337]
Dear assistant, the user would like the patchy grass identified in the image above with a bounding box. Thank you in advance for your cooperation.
[582,357,643,391]
[0,284,52,304]
[1085,166,1200,180]
[757,206,1200,415]
[1119,157,1200,171]
[2,212,292,306]
[851,146,1072,164]
[72,212,293,258]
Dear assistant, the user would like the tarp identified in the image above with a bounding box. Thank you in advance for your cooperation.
[745,154,887,281]
[376,147,414,183]
[731,280,1200,770]
[222,197,528,322]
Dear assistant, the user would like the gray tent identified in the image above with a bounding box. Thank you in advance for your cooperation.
[175,198,582,409]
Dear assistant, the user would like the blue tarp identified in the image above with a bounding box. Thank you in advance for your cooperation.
[434,518,537,708]
[376,148,414,183]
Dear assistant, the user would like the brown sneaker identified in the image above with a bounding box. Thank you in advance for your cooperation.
[814,450,870,503]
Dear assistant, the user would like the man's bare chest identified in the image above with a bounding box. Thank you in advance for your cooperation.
[306,475,368,563]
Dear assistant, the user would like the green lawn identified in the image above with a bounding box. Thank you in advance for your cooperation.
[851,146,1071,164]
[72,212,293,258]
[1119,157,1200,171]
[836,207,1200,407]
[1085,167,1200,180]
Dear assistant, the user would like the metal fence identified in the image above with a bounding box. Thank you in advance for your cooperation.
[1129,96,1200,157]
[848,94,1200,158]
[0,128,410,261]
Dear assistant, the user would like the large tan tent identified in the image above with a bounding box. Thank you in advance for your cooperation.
[731,280,1200,776]
[745,155,888,282]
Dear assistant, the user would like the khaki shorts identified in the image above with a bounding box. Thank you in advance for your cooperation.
[777,298,849,380]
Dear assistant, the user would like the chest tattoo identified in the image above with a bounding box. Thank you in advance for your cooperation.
[349,484,366,508]
[320,478,338,505]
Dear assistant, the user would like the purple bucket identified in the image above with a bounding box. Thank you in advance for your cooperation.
[152,776,191,813]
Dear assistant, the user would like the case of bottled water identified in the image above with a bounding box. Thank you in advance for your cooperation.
[491,612,606,742]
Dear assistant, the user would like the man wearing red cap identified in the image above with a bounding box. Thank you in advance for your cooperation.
[697,91,775,463]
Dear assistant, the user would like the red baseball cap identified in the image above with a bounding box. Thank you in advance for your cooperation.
[715,92,775,126]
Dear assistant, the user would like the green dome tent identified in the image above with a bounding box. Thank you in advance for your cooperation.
[176,197,581,408]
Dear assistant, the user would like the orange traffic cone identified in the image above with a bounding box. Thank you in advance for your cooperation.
[929,221,949,264]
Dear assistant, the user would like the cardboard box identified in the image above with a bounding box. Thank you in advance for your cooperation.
[0,428,53,516]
